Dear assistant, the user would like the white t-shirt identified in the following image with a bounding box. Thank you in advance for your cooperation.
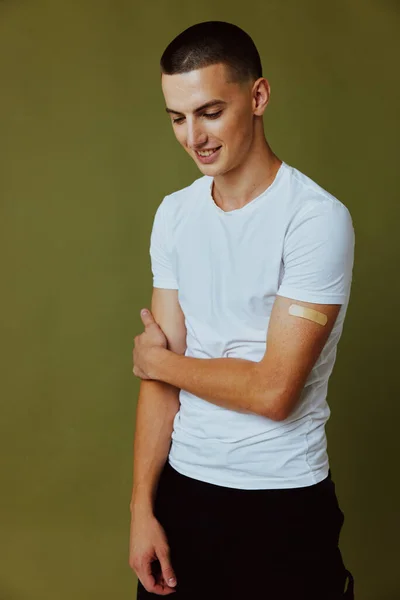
[149,161,355,489]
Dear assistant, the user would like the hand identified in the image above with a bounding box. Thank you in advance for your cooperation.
[129,508,177,595]
[133,309,168,380]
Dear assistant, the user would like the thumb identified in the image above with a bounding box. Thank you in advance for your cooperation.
[140,308,154,325]
[158,548,177,587]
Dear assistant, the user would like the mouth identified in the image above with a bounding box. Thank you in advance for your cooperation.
[195,146,222,163]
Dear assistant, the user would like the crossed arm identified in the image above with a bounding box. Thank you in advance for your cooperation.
[145,295,341,421]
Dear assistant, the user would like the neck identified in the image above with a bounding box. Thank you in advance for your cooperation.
[212,135,282,212]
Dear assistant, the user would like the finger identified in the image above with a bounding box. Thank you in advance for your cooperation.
[150,558,177,594]
[133,366,151,379]
[154,571,177,595]
[140,560,162,594]
[140,562,176,596]
[157,547,177,590]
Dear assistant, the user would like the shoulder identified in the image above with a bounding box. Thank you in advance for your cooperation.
[284,163,354,229]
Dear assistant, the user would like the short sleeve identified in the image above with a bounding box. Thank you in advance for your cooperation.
[149,197,179,289]
[276,200,355,304]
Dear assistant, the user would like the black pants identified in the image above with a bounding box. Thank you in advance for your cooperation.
[137,460,355,599]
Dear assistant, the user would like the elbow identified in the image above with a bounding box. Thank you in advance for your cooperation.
[260,388,297,422]
[258,396,283,421]
[267,405,288,422]
[254,365,300,421]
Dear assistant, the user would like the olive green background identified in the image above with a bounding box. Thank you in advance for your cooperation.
[0,1,399,599]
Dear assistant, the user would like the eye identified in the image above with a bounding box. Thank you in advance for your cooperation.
[204,110,222,119]
[172,110,223,124]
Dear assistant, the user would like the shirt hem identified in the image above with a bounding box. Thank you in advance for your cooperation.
[153,280,179,289]
[167,458,330,490]
[276,287,347,304]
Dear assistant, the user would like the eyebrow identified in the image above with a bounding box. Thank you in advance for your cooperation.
[165,99,227,115]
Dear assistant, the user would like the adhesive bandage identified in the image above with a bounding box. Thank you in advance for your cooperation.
[288,303,328,326]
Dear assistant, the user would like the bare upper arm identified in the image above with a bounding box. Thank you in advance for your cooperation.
[151,287,187,355]
[257,295,342,420]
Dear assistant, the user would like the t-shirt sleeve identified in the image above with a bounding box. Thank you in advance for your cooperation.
[276,200,355,304]
[149,197,179,289]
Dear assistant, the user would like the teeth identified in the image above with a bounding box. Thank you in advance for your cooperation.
[197,147,219,157]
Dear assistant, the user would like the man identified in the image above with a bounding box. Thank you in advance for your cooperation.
[129,21,355,600]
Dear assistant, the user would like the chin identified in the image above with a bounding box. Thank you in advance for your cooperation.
[199,166,220,178]
[197,161,224,174]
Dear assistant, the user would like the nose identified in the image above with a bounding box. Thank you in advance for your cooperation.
[186,119,207,150]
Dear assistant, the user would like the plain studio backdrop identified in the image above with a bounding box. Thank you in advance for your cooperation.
[0,1,399,599]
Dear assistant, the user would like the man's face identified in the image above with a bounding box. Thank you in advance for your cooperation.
[161,63,256,176]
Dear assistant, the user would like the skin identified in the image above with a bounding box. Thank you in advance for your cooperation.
[161,62,282,211]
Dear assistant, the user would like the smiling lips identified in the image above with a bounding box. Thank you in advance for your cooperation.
[196,146,221,157]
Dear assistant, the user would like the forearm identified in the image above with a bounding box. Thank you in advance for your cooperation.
[130,379,180,516]
[148,347,279,419]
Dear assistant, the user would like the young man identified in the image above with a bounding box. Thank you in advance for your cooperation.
[129,21,355,600]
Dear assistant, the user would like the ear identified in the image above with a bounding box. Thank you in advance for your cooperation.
[253,77,270,116]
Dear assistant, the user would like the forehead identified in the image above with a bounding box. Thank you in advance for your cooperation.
[161,63,241,112]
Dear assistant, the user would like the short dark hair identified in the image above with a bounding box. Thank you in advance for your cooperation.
[160,21,263,86]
